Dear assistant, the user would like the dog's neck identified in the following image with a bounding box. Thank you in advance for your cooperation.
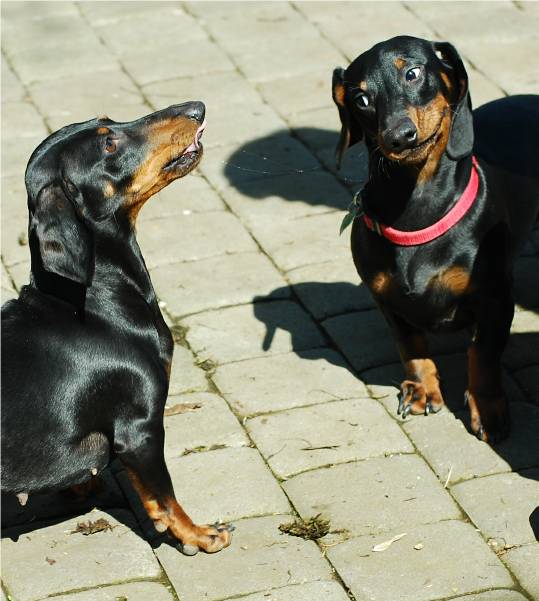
[362,146,473,231]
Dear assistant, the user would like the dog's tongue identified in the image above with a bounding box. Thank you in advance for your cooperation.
[184,119,206,153]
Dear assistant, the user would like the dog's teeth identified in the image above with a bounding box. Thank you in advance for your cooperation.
[91,467,98,476]
[16,492,29,506]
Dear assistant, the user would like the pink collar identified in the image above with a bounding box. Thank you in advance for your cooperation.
[362,156,480,246]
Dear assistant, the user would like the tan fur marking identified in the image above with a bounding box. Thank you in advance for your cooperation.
[370,271,392,295]
[97,127,110,135]
[430,266,471,295]
[333,82,346,106]
[104,182,115,198]
[359,80,368,91]
[394,57,406,70]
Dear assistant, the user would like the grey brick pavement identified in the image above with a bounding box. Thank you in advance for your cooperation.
[1,2,538,600]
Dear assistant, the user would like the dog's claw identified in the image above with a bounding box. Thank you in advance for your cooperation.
[425,401,432,416]
[464,391,469,407]
[402,404,412,419]
[476,425,485,441]
[177,542,199,556]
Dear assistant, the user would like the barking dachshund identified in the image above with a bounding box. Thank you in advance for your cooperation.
[1,102,233,555]
[332,36,539,443]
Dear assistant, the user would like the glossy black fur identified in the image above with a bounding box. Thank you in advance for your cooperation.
[333,36,539,441]
[1,103,204,496]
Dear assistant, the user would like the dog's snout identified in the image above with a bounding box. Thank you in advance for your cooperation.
[173,101,206,123]
[383,118,417,152]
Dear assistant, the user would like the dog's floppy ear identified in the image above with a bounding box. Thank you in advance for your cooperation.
[29,182,94,286]
[433,41,474,160]
[332,67,363,169]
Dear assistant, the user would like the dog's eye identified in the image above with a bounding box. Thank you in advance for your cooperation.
[104,137,118,153]
[405,67,422,82]
[355,94,369,107]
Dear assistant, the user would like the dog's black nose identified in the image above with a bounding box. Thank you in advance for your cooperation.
[173,101,206,123]
[383,118,417,152]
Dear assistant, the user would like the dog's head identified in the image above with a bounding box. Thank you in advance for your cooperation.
[25,102,206,287]
[332,36,473,169]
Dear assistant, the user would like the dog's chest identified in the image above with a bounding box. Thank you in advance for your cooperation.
[372,252,474,331]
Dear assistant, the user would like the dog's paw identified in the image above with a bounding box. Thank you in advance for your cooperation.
[464,390,510,444]
[397,380,444,418]
[176,522,234,555]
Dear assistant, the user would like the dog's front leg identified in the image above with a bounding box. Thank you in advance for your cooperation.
[466,293,514,443]
[381,308,445,418]
[115,424,233,555]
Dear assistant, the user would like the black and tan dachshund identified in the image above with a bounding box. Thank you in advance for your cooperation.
[1,102,233,555]
[332,36,539,443]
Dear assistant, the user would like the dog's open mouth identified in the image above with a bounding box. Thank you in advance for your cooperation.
[163,119,206,172]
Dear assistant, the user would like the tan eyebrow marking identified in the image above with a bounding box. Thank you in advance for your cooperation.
[97,127,110,135]
[394,57,406,69]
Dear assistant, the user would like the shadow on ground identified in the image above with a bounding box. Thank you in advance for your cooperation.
[228,127,539,489]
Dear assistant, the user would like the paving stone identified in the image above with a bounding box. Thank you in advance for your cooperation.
[164,392,249,460]
[7,43,118,86]
[215,348,365,418]
[1,102,48,139]
[0,509,161,601]
[168,344,208,395]
[248,397,413,478]
[166,447,290,523]
[120,39,234,87]
[156,514,332,601]
[467,66,506,109]
[79,0,180,25]
[259,72,333,118]
[459,39,539,96]
[1,263,17,304]
[144,71,262,116]
[316,140,369,190]
[182,301,326,365]
[2,14,100,53]
[29,70,145,128]
[450,592,528,601]
[502,543,539,601]
[284,454,461,538]
[1,135,42,179]
[220,171,350,226]
[195,103,288,150]
[200,135,320,193]
[49,582,175,601]
[94,9,206,56]
[287,107,342,153]
[451,470,539,547]
[136,211,257,269]
[150,252,289,318]
[288,260,375,321]
[138,173,225,220]
[245,211,350,272]
[515,256,539,311]
[327,520,513,601]
[297,1,434,61]
[403,403,539,486]
[231,581,351,601]
[514,365,539,405]
[1,211,30,268]
[1,56,26,101]
[506,310,539,370]
[323,310,470,373]
[408,1,534,46]
[5,261,30,293]
[1,1,78,21]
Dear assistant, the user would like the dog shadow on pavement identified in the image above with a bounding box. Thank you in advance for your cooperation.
[227,128,539,499]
